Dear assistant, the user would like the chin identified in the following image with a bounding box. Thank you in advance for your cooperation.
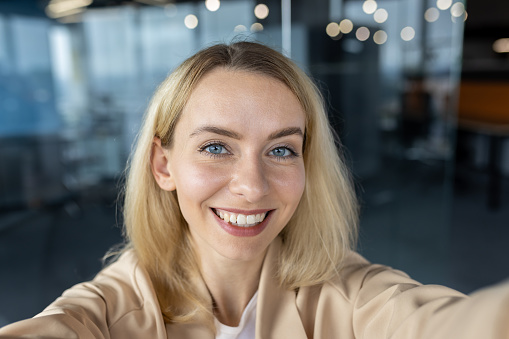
[217,239,273,263]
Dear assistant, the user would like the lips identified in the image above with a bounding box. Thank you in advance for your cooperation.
[211,208,273,237]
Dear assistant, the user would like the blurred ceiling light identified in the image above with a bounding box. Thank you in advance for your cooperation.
[339,19,353,34]
[46,6,84,18]
[46,0,92,18]
[251,22,264,32]
[450,2,465,17]
[400,26,415,41]
[47,0,92,13]
[437,0,452,10]
[424,7,440,22]
[373,8,388,23]
[362,0,377,15]
[254,4,269,20]
[164,3,177,17]
[326,22,340,37]
[184,14,198,29]
[356,26,370,41]
[234,24,247,32]
[205,0,220,12]
[373,30,387,44]
[493,39,509,53]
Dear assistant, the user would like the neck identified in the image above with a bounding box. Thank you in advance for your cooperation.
[198,249,266,327]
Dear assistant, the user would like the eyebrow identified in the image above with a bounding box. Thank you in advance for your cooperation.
[189,126,241,139]
[189,125,304,140]
[268,127,304,140]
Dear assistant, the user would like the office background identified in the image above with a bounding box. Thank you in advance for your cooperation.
[0,0,508,325]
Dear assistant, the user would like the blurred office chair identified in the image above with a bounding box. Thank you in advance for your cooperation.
[457,81,509,210]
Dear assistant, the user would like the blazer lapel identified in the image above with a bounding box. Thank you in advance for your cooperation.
[256,239,308,339]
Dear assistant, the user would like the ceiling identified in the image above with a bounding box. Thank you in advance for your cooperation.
[2,0,508,33]
[0,0,507,24]
[1,0,508,76]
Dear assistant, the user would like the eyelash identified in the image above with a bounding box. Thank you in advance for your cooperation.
[270,144,299,161]
[198,141,230,159]
[198,142,300,161]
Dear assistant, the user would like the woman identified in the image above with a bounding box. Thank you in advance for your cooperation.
[1,42,508,339]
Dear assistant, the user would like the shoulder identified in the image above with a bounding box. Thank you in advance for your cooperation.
[321,251,467,304]
[81,250,149,314]
[324,251,420,301]
[296,252,467,338]
[308,253,509,339]
[297,251,417,306]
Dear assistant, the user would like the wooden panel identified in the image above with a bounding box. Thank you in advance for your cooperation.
[458,81,509,125]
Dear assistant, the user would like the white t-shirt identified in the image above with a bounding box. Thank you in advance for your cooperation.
[215,291,258,339]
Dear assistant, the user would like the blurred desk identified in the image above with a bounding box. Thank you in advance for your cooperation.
[458,81,509,210]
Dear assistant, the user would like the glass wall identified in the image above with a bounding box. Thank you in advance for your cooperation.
[295,0,466,286]
[0,0,467,324]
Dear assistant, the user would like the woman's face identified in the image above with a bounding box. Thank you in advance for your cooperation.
[153,68,306,262]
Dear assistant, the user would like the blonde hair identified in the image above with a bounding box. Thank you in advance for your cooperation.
[122,41,358,324]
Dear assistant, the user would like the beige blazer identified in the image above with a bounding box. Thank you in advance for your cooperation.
[1,238,508,338]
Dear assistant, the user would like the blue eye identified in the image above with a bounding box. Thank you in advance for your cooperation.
[271,147,291,157]
[206,144,226,154]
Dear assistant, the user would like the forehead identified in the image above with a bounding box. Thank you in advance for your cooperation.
[179,68,306,130]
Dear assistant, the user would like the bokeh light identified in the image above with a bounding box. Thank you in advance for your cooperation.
[450,2,465,17]
[374,8,388,23]
[373,30,388,44]
[250,22,264,32]
[339,19,354,34]
[356,26,370,41]
[326,22,340,37]
[234,25,247,32]
[424,7,440,22]
[184,14,198,29]
[401,26,415,41]
[254,4,269,19]
[205,0,220,12]
[362,0,377,15]
[437,0,452,10]
[493,38,509,53]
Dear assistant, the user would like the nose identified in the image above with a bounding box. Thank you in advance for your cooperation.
[228,154,269,202]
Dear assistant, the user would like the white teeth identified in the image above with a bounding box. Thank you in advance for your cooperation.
[246,215,255,224]
[214,209,268,227]
[237,214,247,225]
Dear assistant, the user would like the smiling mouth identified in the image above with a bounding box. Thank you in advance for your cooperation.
[212,208,270,227]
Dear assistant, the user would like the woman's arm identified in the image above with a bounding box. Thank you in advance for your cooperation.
[348,255,509,339]
[0,251,167,339]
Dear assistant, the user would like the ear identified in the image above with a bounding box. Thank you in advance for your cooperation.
[151,137,176,191]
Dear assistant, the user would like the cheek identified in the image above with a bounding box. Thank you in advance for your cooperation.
[271,164,306,204]
[173,162,229,207]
